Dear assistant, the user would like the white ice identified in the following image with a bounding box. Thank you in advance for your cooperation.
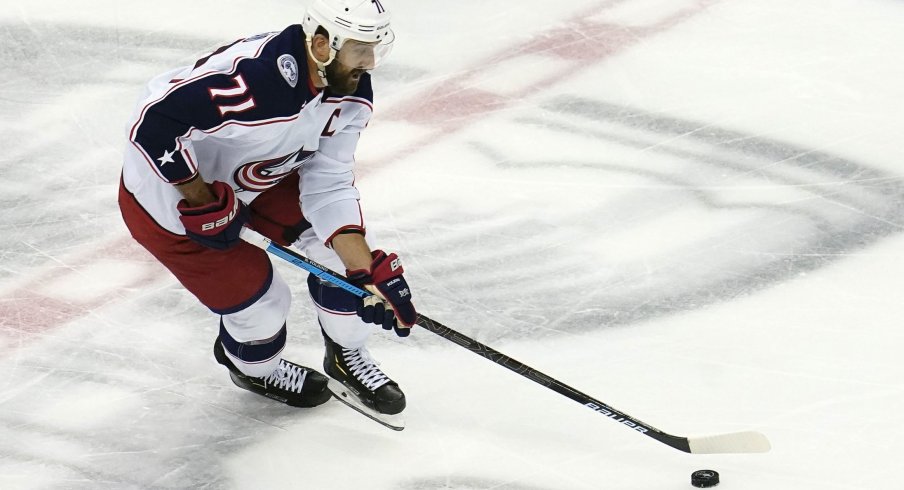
[1,0,903,488]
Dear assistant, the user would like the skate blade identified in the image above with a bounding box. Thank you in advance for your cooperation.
[326,379,405,431]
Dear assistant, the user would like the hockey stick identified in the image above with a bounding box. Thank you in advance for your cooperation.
[239,228,771,454]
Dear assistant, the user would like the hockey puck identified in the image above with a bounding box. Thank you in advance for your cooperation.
[691,470,719,488]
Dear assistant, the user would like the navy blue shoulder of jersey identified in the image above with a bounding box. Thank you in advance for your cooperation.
[132,25,319,183]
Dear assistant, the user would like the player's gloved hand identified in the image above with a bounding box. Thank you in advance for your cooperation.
[177,181,250,250]
[346,250,417,337]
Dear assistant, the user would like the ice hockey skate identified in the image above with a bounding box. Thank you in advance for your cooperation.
[214,338,332,408]
[322,328,406,431]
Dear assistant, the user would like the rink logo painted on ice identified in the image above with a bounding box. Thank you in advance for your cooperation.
[233,146,315,192]
[584,403,649,433]
[511,97,904,332]
[277,54,299,88]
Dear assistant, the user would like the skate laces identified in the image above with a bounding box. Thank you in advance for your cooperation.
[263,361,308,393]
[342,347,390,391]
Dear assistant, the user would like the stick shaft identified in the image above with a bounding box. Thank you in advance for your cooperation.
[240,228,760,453]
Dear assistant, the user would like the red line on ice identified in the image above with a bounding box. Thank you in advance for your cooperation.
[0,0,720,349]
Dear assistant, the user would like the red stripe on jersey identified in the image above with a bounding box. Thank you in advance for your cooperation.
[323,96,373,112]
[312,300,357,316]
[324,201,365,247]
[182,147,198,174]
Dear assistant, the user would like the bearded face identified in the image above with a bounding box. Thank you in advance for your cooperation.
[324,39,378,95]
[324,61,366,95]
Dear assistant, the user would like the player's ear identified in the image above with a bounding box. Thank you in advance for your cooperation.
[311,32,331,62]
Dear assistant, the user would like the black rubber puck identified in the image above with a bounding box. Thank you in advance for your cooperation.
[691,469,720,488]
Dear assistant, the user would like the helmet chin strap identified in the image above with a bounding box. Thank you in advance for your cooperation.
[305,34,337,87]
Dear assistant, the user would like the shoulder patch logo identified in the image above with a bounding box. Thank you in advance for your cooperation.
[277,54,299,88]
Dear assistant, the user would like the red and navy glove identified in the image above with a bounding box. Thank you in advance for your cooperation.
[177,181,250,250]
[347,250,417,337]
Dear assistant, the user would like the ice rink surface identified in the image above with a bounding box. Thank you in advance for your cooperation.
[2,0,903,488]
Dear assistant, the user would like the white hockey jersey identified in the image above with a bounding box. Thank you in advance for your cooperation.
[122,25,373,245]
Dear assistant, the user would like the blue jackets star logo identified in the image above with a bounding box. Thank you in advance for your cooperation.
[157,149,175,166]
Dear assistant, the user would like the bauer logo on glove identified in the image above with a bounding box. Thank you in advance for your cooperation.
[177,180,250,250]
[200,198,240,231]
[346,250,417,337]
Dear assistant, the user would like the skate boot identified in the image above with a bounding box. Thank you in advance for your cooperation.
[322,329,406,430]
[214,338,331,408]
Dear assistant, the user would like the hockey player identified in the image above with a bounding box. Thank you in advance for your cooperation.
[118,0,415,425]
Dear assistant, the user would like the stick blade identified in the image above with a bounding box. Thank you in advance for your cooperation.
[687,431,771,454]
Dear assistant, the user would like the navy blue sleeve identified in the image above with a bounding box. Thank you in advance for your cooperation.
[132,27,307,183]
[132,108,195,183]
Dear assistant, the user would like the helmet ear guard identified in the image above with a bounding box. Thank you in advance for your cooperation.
[302,0,395,85]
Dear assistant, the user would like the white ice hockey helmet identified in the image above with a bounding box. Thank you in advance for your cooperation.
[302,0,393,51]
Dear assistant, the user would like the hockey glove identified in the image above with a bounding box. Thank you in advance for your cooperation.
[347,250,417,337]
[177,181,250,250]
